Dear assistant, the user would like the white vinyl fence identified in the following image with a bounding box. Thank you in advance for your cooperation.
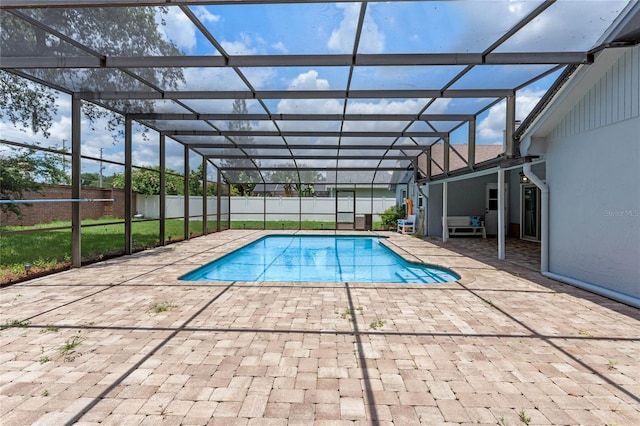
[137,195,396,223]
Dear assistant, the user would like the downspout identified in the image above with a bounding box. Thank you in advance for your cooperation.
[522,163,639,309]
[522,163,548,272]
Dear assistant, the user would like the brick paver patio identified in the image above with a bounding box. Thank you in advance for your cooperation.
[1,230,638,425]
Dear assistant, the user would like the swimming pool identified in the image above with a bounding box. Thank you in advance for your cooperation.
[180,235,459,284]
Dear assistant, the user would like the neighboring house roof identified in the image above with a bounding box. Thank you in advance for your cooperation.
[417,144,504,176]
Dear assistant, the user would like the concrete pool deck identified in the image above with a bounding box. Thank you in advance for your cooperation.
[1,230,638,425]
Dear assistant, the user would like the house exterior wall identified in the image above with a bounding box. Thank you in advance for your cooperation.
[508,163,546,237]
[426,173,497,237]
[546,46,640,300]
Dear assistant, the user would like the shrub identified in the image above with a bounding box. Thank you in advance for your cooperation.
[380,204,405,229]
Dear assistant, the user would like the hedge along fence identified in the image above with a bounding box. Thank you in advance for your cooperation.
[0,185,134,227]
[137,195,396,224]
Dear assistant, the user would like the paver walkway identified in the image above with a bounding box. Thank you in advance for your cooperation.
[1,230,638,425]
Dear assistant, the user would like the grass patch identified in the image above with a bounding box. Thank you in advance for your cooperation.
[369,319,386,330]
[150,301,177,313]
[1,319,30,330]
[40,325,60,333]
[58,333,83,356]
[518,409,531,425]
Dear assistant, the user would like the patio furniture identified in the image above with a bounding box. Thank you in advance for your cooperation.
[447,216,486,238]
[397,215,416,234]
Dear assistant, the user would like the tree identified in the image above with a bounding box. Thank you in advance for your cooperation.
[269,167,324,197]
[112,166,183,195]
[189,162,216,196]
[222,99,261,196]
[0,7,184,138]
[79,172,115,188]
[0,149,69,218]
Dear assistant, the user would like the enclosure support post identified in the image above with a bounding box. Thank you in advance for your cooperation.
[498,169,506,260]
[444,136,450,175]
[299,190,302,230]
[159,135,166,245]
[202,157,208,235]
[370,183,374,231]
[216,168,221,232]
[71,97,82,267]
[263,186,266,230]
[227,189,231,230]
[183,145,190,240]
[505,95,516,158]
[468,119,476,169]
[442,181,449,242]
[124,116,133,255]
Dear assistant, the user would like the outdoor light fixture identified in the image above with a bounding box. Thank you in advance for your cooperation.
[519,171,530,184]
[24,263,32,274]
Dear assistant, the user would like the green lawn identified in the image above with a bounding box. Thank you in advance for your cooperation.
[1,217,383,283]
[0,218,195,281]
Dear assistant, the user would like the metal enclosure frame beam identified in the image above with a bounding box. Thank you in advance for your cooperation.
[0,52,592,69]
[71,98,82,267]
[124,117,133,254]
[160,134,166,245]
[183,145,190,240]
[74,89,514,100]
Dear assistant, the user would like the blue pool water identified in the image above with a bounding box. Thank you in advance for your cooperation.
[180,235,459,284]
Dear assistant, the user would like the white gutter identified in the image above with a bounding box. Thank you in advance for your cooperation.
[522,163,548,272]
[542,271,640,309]
[522,163,640,309]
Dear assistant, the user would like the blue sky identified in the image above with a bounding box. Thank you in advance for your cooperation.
[0,1,630,176]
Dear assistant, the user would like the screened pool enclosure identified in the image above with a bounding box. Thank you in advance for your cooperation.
[1,0,637,272]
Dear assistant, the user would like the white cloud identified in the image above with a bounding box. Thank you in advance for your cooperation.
[193,6,220,24]
[454,0,628,52]
[221,39,257,55]
[157,8,197,53]
[0,93,71,149]
[264,70,342,132]
[348,98,432,115]
[271,41,288,54]
[328,3,384,53]
[288,70,330,90]
[180,68,248,91]
[477,88,545,141]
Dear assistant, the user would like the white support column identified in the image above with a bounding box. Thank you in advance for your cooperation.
[442,181,449,242]
[497,169,505,260]
[71,97,81,267]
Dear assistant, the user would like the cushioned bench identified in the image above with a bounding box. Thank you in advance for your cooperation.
[447,216,486,238]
